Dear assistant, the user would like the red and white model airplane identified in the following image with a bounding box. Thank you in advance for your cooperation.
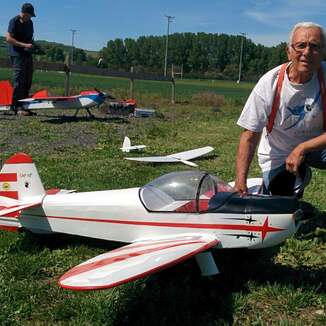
[0,80,107,117]
[0,153,302,291]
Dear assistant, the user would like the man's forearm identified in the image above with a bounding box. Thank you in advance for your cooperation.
[5,33,31,48]
[235,130,261,192]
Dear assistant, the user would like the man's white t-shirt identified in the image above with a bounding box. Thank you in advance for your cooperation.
[237,63,325,172]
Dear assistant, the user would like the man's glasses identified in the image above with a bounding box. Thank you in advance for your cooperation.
[291,42,322,53]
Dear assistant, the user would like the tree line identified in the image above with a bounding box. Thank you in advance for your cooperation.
[1,33,292,81]
[99,32,289,81]
[0,37,96,66]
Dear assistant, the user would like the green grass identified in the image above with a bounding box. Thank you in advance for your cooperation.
[1,67,252,105]
[0,70,325,325]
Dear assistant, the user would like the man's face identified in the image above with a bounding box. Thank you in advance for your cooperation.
[287,27,324,74]
[21,12,32,22]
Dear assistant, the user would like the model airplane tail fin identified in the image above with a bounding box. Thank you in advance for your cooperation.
[0,80,13,106]
[0,153,45,200]
[32,89,49,98]
[121,136,131,152]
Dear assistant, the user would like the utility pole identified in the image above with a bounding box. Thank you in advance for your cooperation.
[237,32,246,83]
[164,15,174,77]
[70,29,77,65]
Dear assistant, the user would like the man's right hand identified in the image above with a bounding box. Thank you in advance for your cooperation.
[24,43,33,49]
[234,180,248,197]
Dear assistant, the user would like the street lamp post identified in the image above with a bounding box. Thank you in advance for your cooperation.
[164,15,174,77]
[70,29,77,65]
[237,32,246,83]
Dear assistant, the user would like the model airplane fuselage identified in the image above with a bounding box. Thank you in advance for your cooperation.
[0,81,106,116]
[0,153,302,291]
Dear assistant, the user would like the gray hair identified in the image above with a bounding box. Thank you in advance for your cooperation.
[288,22,326,50]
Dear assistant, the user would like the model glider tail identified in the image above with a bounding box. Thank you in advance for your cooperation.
[0,152,45,200]
[121,136,131,152]
[0,80,13,106]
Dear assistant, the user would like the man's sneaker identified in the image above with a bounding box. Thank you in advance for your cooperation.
[17,109,37,116]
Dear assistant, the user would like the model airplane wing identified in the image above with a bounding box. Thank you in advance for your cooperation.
[167,146,214,160]
[19,96,77,102]
[59,233,218,291]
[125,146,214,167]
[125,156,183,163]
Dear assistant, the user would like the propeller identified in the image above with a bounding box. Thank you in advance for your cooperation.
[94,88,115,100]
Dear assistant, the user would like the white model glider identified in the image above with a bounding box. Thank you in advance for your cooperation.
[125,146,214,167]
[120,136,146,152]
[0,153,302,291]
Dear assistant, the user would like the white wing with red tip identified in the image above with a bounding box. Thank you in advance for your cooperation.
[59,233,219,291]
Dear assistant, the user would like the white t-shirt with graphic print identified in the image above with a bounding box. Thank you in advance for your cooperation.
[237,62,326,172]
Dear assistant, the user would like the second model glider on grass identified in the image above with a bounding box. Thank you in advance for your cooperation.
[0,80,108,117]
[0,153,302,291]
[125,146,214,167]
[120,136,146,152]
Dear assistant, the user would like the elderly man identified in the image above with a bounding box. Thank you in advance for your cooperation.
[5,3,36,116]
[235,22,326,197]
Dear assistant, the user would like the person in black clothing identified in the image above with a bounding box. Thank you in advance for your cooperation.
[5,3,36,116]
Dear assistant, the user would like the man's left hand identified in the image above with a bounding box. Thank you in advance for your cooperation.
[285,145,305,175]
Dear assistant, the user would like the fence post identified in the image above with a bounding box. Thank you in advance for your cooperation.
[129,66,134,98]
[171,64,175,104]
[64,54,71,96]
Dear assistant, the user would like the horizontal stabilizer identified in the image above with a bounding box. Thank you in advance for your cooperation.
[228,177,262,195]
[59,233,218,291]
[0,196,42,217]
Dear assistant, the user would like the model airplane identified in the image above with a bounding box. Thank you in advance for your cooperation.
[125,146,214,167]
[120,136,146,152]
[0,80,108,117]
[0,153,302,291]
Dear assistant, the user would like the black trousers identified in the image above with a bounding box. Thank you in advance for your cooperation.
[10,55,33,109]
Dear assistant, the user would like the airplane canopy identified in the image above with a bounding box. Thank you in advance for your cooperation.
[140,171,234,212]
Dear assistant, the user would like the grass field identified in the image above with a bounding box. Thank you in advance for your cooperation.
[0,69,325,325]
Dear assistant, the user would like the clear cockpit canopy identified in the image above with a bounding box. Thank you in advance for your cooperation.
[140,171,234,212]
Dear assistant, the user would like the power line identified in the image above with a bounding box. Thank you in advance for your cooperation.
[237,32,246,83]
[164,15,174,77]
[70,29,77,65]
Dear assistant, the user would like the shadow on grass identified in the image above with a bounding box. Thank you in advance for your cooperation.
[40,114,129,125]
[105,246,326,326]
[8,211,325,326]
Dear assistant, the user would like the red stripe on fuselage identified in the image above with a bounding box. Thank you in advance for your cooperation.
[0,173,17,182]
[0,191,18,199]
[43,215,283,239]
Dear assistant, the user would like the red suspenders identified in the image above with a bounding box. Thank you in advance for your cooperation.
[267,63,326,133]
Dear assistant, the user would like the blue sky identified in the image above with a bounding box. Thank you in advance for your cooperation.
[1,0,326,51]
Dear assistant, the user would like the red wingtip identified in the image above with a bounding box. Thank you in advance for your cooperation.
[0,80,13,105]
[5,153,33,164]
